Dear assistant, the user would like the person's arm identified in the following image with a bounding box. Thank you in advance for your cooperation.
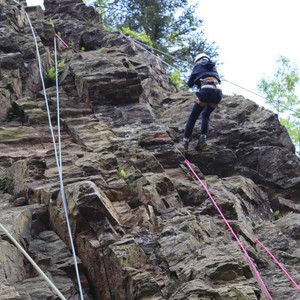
[187,72,196,88]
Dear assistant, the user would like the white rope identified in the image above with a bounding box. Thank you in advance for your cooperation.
[53,37,84,300]
[0,223,67,300]
[53,37,85,300]
[222,78,267,99]
[124,34,181,73]
[9,1,85,298]
[105,23,267,101]
[125,36,188,66]
[54,37,63,173]
[126,33,267,100]
[8,4,265,299]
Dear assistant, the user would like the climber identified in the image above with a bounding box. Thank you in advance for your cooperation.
[180,53,222,150]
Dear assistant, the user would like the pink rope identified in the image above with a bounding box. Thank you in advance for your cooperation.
[184,159,273,300]
[55,34,69,48]
[256,239,300,291]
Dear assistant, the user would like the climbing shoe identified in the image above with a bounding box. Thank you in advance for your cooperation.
[195,135,207,151]
[180,138,190,149]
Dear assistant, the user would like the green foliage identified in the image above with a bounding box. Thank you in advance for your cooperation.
[48,60,65,83]
[80,47,86,52]
[233,182,241,190]
[93,0,219,72]
[48,67,56,82]
[118,168,134,182]
[58,59,65,68]
[257,55,300,154]
[273,210,280,220]
[120,27,152,47]
[0,171,12,193]
[119,169,129,180]
[280,118,300,152]
[49,18,55,28]
[102,24,114,32]
[69,41,75,48]
[258,56,299,116]
[170,71,182,88]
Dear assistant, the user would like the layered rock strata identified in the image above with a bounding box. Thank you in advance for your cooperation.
[0,0,300,299]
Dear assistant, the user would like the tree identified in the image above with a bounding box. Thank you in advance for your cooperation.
[93,0,219,73]
[257,55,300,154]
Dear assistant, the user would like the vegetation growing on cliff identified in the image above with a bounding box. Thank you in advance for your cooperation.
[93,0,219,73]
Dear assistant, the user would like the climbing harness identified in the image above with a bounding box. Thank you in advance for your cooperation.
[114,22,267,101]
[4,3,296,300]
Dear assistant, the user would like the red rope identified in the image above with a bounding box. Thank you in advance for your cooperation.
[55,34,69,48]
[185,159,273,299]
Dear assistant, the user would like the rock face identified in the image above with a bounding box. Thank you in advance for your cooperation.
[0,0,300,299]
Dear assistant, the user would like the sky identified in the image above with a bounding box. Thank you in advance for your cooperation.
[194,0,300,107]
[26,0,300,108]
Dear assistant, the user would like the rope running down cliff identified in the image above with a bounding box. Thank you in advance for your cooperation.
[31,19,85,300]
[55,21,267,102]
[185,159,300,297]
[10,1,84,299]
[53,28,300,295]
[7,4,297,298]
[184,159,273,300]
[0,223,67,300]
[109,21,300,297]
[109,25,267,101]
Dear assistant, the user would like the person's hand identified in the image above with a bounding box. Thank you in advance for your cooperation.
[194,98,201,105]
[194,98,206,107]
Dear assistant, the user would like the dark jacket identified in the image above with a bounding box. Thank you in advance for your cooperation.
[187,60,221,88]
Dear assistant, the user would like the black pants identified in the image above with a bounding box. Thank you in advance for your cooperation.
[184,88,222,138]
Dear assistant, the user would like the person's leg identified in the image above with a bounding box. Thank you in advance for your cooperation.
[201,104,215,134]
[195,89,222,151]
[180,102,204,149]
[183,102,204,139]
[200,89,222,135]
[194,104,214,150]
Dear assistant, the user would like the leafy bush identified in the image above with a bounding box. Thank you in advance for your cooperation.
[170,71,182,88]
[273,210,280,220]
[120,27,152,47]
[48,60,65,83]
[48,67,56,82]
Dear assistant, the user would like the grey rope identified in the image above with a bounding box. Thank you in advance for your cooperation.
[9,1,84,298]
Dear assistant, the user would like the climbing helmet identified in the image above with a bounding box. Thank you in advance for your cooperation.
[194,53,210,63]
